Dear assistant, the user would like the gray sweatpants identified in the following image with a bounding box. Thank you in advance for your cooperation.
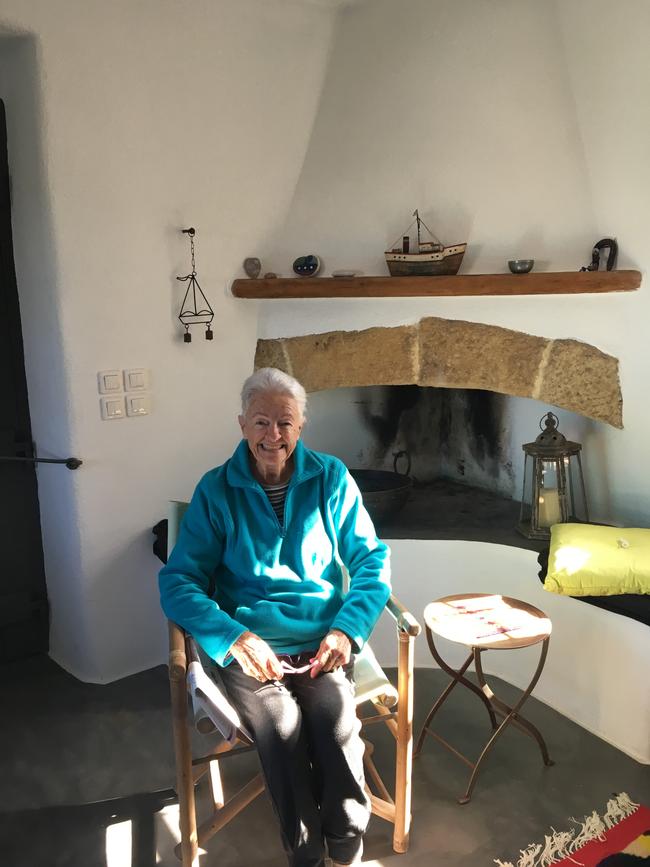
[217,654,370,867]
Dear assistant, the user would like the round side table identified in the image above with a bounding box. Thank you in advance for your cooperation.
[414,593,554,804]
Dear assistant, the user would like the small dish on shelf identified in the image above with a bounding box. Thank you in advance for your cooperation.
[508,259,535,274]
[332,270,358,278]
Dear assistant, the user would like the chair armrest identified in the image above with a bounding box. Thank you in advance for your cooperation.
[168,620,188,681]
[384,593,421,637]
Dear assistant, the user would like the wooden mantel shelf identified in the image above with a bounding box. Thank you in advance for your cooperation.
[231,270,641,299]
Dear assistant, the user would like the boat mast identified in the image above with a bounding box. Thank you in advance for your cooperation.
[413,209,421,251]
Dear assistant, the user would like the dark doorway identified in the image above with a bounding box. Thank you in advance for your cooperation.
[0,98,48,661]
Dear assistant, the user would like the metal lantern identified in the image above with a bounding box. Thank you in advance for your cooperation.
[517,411,589,540]
[176,227,214,343]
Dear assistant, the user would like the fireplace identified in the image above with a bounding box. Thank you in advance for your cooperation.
[255,316,622,549]
[302,383,596,550]
[353,384,513,493]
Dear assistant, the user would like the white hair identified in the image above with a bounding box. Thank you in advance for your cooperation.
[241,367,307,418]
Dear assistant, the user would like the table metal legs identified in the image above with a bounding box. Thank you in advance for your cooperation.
[415,628,554,804]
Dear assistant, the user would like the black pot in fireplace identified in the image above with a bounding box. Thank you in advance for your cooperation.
[348,452,413,526]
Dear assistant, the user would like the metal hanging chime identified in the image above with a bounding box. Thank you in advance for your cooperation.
[177,227,214,343]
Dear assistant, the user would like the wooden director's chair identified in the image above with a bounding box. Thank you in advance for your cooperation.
[165,501,421,866]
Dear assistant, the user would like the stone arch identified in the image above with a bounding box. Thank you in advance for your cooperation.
[254,317,622,428]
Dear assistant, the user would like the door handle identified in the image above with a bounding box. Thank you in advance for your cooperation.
[0,454,82,470]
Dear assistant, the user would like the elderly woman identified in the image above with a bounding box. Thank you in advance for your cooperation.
[159,367,391,867]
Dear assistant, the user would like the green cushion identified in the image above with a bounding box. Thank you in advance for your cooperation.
[545,523,650,596]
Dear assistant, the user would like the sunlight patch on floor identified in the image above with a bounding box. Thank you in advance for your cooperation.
[105,818,132,867]
[156,803,181,864]
[150,801,389,866]
[154,803,209,865]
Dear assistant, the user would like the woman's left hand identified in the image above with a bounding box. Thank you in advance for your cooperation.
[310,629,352,678]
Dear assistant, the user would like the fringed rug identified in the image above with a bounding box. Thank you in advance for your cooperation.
[496,793,650,866]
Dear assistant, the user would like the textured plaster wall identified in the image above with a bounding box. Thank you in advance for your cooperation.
[554,0,650,523]
[248,0,650,762]
[0,0,336,681]
[255,0,649,528]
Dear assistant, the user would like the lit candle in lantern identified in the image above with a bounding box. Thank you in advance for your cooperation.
[538,489,561,527]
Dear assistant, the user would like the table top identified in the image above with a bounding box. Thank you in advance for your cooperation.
[424,593,552,650]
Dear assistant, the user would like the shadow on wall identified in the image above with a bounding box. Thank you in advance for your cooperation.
[0,34,83,658]
[0,33,70,448]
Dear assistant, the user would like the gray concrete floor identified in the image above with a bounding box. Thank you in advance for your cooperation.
[0,656,648,866]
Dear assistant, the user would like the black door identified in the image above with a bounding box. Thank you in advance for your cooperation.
[0,99,49,661]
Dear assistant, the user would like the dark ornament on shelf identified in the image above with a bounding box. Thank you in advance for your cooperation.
[292,254,322,277]
[176,227,214,343]
[263,272,278,279]
[243,257,261,279]
[580,237,618,272]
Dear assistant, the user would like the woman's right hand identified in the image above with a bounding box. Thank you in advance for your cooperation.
[229,631,284,682]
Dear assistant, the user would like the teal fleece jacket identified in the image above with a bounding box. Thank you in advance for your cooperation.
[158,440,391,666]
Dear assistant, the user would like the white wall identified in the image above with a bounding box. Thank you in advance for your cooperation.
[262,0,595,275]
[0,0,337,681]
[255,0,649,528]
[370,540,650,763]
[555,0,650,521]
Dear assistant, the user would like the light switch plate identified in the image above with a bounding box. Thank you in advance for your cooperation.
[123,368,149,392]
[100,395,126,420]
[126,393,151,417]
[98,370,123,394]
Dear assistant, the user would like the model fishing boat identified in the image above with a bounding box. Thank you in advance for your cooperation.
[385,210,467,277]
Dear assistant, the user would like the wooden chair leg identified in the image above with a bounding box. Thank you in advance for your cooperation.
[170,673,199,866]
[197,773,266,846]
[363,738,394,805]
[393,630,415,854]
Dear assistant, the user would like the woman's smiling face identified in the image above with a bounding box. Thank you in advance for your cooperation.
[239,391,304,483]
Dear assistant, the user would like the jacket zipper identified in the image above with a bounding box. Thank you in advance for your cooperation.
[249,468,318,538]
[254,480,293,538]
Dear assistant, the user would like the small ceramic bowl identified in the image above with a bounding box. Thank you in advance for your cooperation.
[508,259,534,274]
